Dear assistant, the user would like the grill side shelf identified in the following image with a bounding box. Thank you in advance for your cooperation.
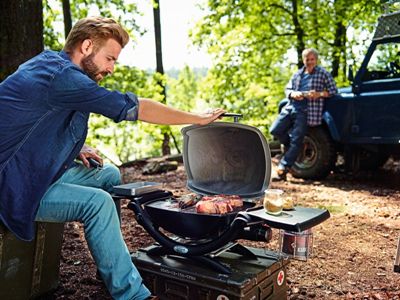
[245,207,330,232]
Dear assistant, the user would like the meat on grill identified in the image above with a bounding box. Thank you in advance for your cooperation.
[196,195,243,214]
[177,193,203,209]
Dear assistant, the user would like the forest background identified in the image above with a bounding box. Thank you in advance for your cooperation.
[1,0,397,165]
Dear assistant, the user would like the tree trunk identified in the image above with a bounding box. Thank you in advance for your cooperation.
[162,132,171,155]
[331,21,346,78]
[290,0,305,67]
[153,0,165,86]
[153,0,170,155]
[341,30,347,80]
[62,0,72,39]
[0,0,43,82]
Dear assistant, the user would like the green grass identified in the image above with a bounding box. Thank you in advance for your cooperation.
[315,204,346,214]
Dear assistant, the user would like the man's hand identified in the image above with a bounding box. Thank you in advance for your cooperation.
[307,90,326,100]
[78,145,103,168]
[291,90,326,101]
[197,108,225,125]
[290,91,305,101]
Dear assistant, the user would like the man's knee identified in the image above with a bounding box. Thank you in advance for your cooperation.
[270,125,286,139]
[270,127,279,136]
[86,189,116,216]
[270,117,289,137]
[103,164,121,183]
[269,122,280,136]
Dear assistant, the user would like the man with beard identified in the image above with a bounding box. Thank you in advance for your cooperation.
[0,17,223,300]
[270,48,337,181]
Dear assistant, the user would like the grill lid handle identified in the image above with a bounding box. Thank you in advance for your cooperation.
[221,112,243,122]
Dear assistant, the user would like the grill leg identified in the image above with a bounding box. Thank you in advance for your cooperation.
[228,243,258,259]
[147,245,169,256]
[144,245,232,274]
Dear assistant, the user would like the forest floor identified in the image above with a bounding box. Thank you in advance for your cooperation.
[52,157,400,300]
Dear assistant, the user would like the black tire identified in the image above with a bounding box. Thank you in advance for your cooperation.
[291,127,336,180]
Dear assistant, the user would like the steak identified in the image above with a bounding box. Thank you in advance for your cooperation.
[196,195,243,214]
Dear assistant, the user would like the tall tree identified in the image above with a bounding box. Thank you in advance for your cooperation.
[153,0,171,155]
[290,0,306,66]
[0,0,43,81]
[153,0,165,82]
[62,0,72,38]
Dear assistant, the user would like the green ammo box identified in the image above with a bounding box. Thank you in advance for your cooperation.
[132,245,289,300]
[0,222,64,299]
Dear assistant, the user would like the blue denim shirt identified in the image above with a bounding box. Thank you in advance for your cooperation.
[0,50,139,241]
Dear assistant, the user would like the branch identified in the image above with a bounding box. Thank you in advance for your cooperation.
[268,3,292,16]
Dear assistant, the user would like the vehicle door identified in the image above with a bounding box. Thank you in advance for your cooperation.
[354,40,400,143]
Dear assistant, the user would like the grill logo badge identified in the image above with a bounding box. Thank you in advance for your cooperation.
[173,245,189,254]
[217,295,230,300]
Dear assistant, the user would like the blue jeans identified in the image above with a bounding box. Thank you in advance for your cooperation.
[35,163,151,300]
[270,103,308,169]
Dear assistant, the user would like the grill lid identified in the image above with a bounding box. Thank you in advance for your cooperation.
[181,122,271,198]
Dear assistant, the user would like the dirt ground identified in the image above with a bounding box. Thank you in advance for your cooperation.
[52,158,400,300]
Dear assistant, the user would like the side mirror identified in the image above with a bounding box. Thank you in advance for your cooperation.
[348,65,354,82]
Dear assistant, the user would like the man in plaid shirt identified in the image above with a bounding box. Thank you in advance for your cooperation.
[270,48,337,181]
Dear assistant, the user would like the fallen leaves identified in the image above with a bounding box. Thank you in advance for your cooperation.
[52,161,400,299]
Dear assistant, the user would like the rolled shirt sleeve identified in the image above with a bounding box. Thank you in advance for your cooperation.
[324,72,338,96]
[125,96,139,121]
[285,76,296,99]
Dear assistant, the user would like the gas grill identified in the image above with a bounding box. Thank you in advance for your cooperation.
[114,117,330,298]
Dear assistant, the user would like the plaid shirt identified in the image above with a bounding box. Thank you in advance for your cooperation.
[285,66,337,126]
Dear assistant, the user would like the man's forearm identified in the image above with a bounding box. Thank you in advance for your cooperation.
[137,98,202,125]
[137,98,224,126]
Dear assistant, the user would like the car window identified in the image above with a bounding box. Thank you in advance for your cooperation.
[363,42,400,81]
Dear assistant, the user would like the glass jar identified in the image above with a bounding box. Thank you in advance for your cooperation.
[263,189,284,215]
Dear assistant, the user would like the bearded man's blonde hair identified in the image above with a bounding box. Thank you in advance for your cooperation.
[64,16,129,53]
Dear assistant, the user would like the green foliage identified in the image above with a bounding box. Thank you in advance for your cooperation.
[68,0,141,35]
[164,66,201,153]
[43,0,63,50]
[192,0,383,137]
[41,0,395,161]
[43,0,141,49]
[85,66,167,163]
[167,65,198,111]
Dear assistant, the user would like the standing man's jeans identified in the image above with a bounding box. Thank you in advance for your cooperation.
[270,103,308,169]
[35,163,151,300]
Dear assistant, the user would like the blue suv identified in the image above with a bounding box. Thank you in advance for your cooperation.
[280,11,400,179]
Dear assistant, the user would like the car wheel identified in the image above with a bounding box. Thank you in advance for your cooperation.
[291,127,336,180]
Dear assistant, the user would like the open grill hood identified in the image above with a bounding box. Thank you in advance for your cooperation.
[181,122,272,198]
